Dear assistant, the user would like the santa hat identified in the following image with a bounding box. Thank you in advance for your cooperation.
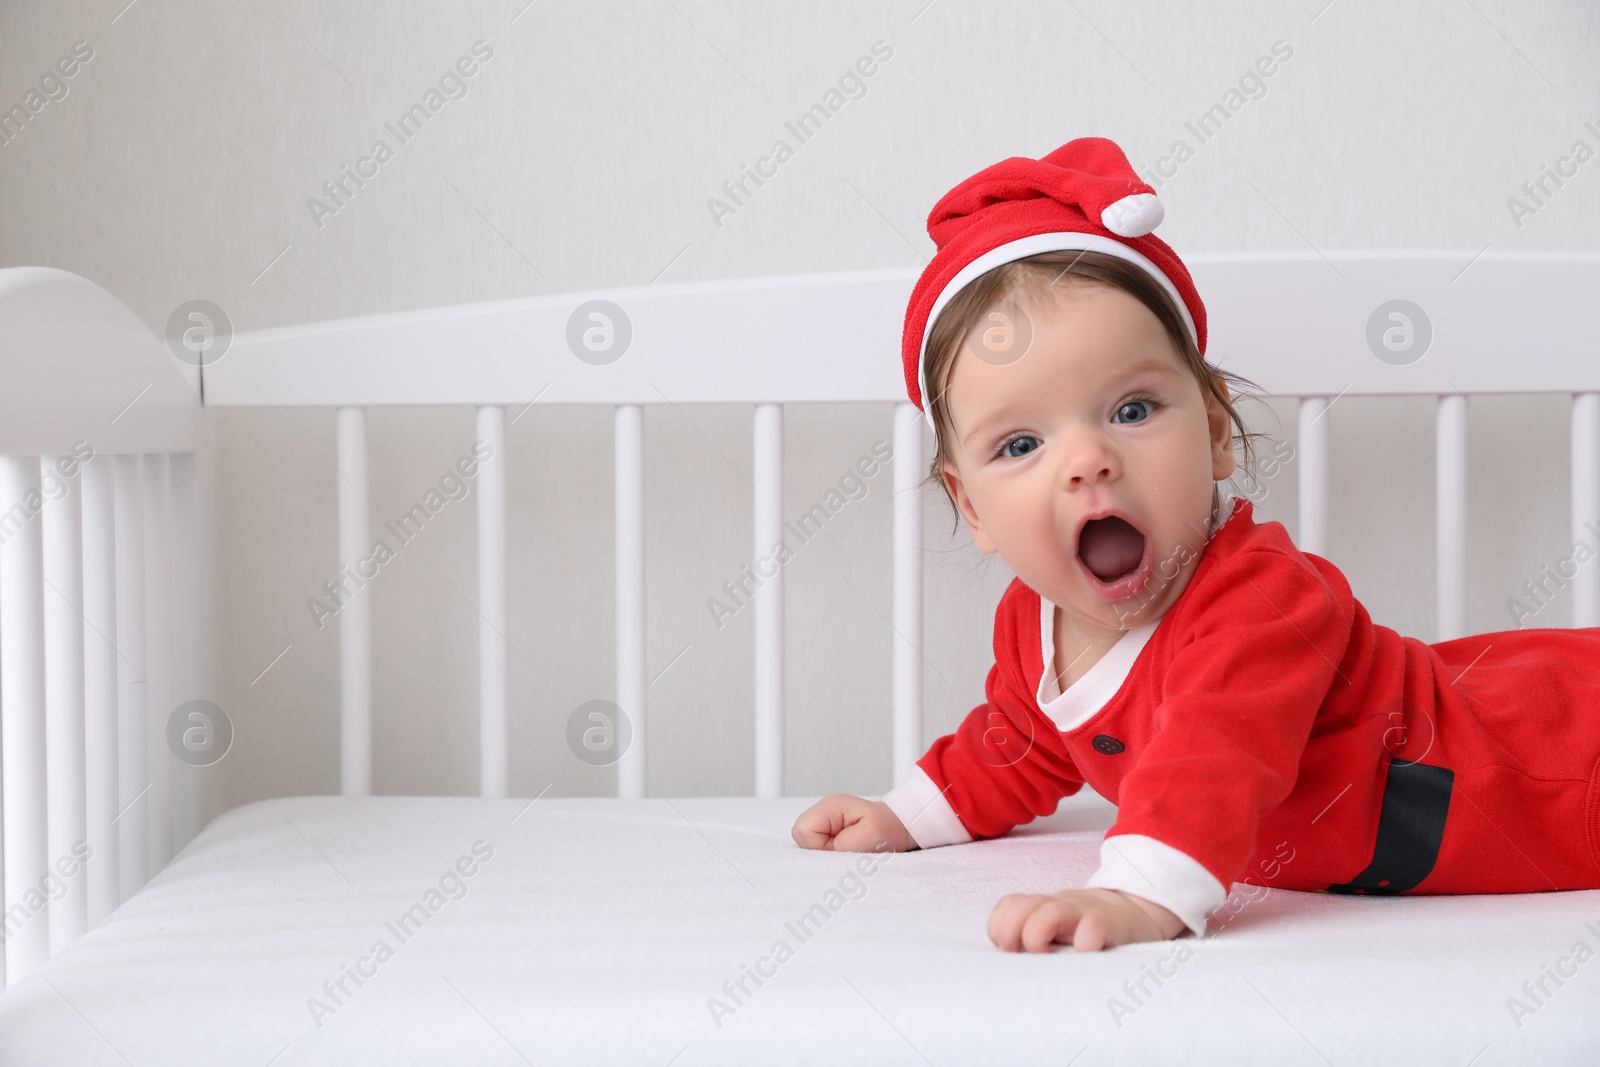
[901,137,1207,430]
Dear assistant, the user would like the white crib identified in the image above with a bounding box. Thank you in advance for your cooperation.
[1,253,1598,1065]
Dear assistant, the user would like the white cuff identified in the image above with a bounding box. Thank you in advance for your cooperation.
[1082,833,1228,937]
[879,765,973,849]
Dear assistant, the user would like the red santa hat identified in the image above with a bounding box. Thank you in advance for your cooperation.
[901,136,1207,430]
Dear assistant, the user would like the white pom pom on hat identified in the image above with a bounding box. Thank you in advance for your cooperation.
[1100,192,1164,237]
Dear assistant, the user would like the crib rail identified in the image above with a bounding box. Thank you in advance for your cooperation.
[3,254,1600,990]
[205,252,1600,811]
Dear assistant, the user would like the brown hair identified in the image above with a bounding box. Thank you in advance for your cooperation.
[920,249,1269,519]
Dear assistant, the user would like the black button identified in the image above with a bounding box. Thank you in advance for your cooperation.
[1092,734,1125,755]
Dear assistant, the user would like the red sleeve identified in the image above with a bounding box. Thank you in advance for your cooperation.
[1106,547,1352,889]
[914,584,1086,839]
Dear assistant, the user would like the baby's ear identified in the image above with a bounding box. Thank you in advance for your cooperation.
[940,459,998,554]
[1205,374,1237,480]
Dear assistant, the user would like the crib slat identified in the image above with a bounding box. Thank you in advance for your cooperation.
[1296,397,1329,557]
[753,404,784,798]
[142,454,173,873]
[892,403,923,784]
[42,454,88,954]
[112,454,148,898]
[476,405,509,800]
[1,456,50,986]
[1573,393,1600,628]
[614,404,646,800]
[168,452,202,853]
[1437,394,1469,641]
[336,407,372,797]
[80,455,120,925]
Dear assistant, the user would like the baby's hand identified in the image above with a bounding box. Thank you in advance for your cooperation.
[988,888,1187,953]
[791,794,918,853]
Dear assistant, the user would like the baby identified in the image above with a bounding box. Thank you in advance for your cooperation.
[792,137,1600,953]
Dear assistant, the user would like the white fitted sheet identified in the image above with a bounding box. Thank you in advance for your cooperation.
[2,791,1598,1065]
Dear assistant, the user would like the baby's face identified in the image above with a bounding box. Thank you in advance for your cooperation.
[939,283,1235,638]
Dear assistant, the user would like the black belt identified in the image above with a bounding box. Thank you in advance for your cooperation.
[1323,756,1454,895]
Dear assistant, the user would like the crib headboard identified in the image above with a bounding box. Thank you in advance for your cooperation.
[2,253,1598,988]
[0,267,199,986]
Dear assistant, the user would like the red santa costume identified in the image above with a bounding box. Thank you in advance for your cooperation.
[881,137,1600,937]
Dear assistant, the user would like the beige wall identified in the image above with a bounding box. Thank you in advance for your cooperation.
[2,1,1597,824]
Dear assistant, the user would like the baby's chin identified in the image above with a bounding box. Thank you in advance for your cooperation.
[1045,579,1173,636]
[1105,595,1173,630]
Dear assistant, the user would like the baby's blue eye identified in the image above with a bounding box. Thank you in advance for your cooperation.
[1002,435,1040,459]
[1113,399,1156,424]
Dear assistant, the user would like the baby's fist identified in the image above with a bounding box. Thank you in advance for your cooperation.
[791,794,917,853]
[987,888,1186,954]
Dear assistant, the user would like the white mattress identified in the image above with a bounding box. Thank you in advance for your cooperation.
[2,790,1597,1065]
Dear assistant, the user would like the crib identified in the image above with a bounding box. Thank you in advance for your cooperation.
[1,253,1598,1064]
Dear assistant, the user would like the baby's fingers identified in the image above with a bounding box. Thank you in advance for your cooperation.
[790,812,838,850]
[1056,904,1114,953]
[987,893,1050,952]
[991,895,1115,954]
[1018,898,1102,954]
[790,798,852,850]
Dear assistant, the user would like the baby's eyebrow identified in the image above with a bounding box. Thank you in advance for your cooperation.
[960,411,1016,446]
[1112,356,1182,379]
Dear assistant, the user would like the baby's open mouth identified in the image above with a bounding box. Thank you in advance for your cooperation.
[1077,516,1147,582]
